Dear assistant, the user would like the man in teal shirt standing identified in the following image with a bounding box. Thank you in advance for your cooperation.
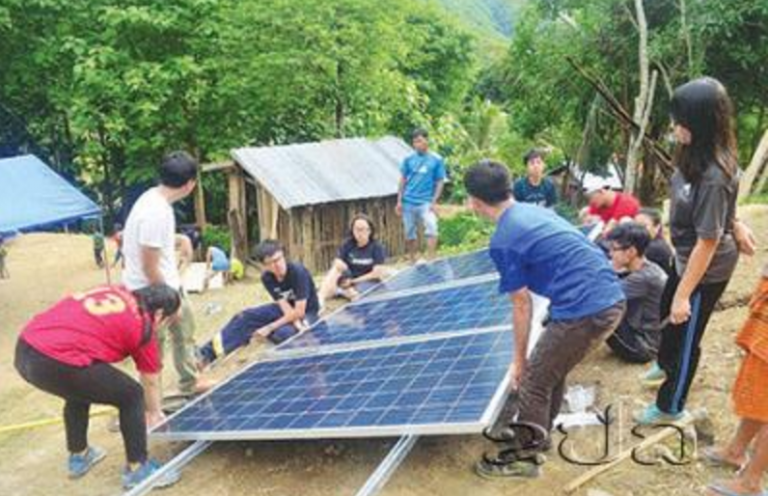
[396,128,446,262]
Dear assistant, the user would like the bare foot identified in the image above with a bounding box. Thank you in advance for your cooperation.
[707,478,763,496]
[703,446,748,469]
[192,377,217,394]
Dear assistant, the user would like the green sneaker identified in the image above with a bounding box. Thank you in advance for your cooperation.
[633,404,689,425]
[640,362,665,388]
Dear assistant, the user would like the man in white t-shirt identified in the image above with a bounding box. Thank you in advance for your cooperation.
[122,151,212,395]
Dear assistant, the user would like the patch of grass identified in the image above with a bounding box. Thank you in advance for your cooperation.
[741,193,768,206]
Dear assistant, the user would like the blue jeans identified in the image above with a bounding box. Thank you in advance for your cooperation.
[402,203,438,241]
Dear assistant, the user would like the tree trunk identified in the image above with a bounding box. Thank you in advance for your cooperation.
[680,0,694,77]
[740,129,768,199]
[625,0,655,194]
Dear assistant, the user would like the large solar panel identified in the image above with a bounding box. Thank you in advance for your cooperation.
[276,279,510,352]
[153,330,512,441]
[363,249,497,298]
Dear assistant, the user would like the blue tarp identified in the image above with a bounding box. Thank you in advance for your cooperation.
[0,155,101,234]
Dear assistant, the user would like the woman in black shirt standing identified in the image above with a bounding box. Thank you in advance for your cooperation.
[635,77,749,424]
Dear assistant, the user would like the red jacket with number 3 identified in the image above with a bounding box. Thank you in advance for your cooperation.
[20,286,161,374]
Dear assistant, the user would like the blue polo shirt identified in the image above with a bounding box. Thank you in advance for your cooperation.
[490,203,624,320]
[400,152,447,206]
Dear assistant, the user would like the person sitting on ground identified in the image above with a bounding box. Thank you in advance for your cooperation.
[586,184,640,235]
[14,284,183,490]
[0,234,9,279]
[635,207,675,276]
[319,214,388,305]
[605,223,668,364]
[512,149,558,208]
[197,240,320,367]
[205,245,232,286]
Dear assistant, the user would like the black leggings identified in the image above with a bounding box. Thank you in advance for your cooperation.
[15,339,148,463]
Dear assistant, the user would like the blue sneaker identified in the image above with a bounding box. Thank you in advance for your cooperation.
[639,362,665,388]
[68,446,107,479]
[122,459,181,490]
[633,404,689,425]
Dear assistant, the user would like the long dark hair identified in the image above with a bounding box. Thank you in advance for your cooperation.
[348,213,376,243]
[132,284,182,345]
[670,77,738,183]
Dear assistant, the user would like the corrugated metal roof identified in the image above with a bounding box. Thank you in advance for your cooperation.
[231,136,412,210]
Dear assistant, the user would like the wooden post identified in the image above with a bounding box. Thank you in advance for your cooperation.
[227,169,248,261]
[194,168,207,228]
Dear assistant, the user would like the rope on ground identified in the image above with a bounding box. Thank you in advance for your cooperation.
[0,406,115,435]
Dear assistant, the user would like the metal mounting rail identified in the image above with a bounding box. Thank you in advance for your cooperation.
[355,435,419,496]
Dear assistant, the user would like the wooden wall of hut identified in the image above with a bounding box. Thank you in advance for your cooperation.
[277,197,404,273]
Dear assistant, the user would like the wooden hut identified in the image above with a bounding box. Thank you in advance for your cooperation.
[220,136,411,272]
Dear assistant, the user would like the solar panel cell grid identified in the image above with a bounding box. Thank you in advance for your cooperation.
[153,331,512,441]
[279,279,510,351]
[365,250,497,297]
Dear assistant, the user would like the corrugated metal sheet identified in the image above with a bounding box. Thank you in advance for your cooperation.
[231,136,412,210]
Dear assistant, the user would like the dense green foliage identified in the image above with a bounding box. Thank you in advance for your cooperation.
[201,224,232,254]
[438,211,495,253]
[1,0,765,228]
[485,0,768,198]
[0,0,478,222]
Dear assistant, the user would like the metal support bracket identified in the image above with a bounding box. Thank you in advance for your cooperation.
[355,435,419,496]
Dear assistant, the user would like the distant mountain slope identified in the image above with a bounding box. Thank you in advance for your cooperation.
[435,0,526,40]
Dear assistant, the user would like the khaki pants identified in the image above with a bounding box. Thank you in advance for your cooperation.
[158,295,198,394]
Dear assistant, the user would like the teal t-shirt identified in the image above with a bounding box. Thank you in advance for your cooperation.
[400,152,447,206]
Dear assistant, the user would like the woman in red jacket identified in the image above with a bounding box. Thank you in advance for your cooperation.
[15,283,181,490]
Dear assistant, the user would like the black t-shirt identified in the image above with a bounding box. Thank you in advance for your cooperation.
[337,239,386,279]
[261,262,320,316]
[669,164,739,283]
[645,237,675,277]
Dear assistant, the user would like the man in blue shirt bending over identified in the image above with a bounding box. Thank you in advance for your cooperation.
[397,128,447,262]
[512,149,558,208]
[464,160,625,479]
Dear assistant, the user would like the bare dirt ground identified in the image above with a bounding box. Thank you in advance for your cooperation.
[1,205,767,496]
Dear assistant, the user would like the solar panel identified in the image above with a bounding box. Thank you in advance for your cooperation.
[363,250,497,298]
[152,330,512,441]
[277,279,511,352]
